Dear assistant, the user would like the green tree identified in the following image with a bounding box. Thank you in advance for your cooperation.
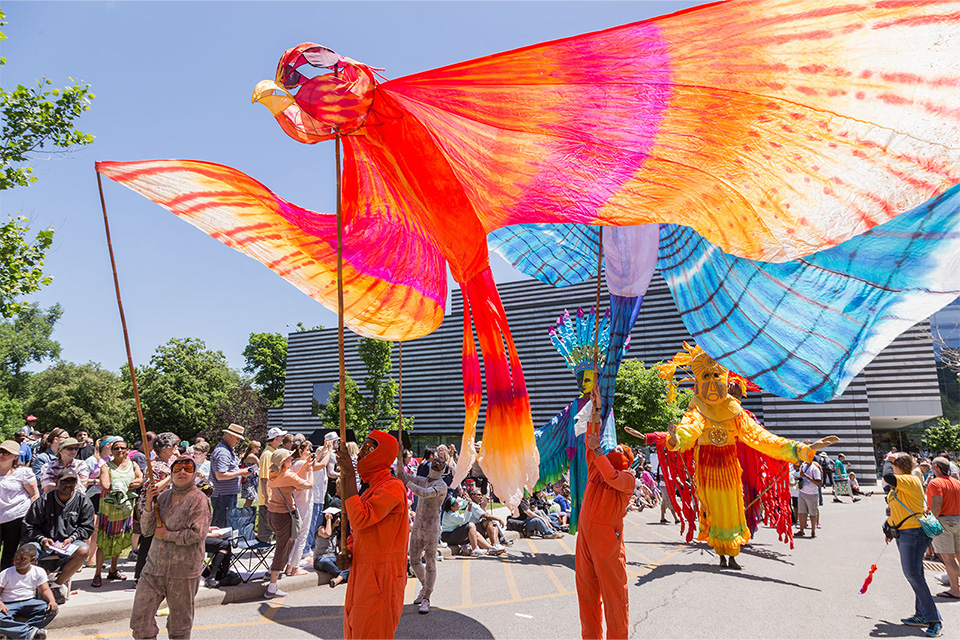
[0,390,22,439]
[923,417,960,454]
[136,338,239,441]
[613,359,692,446]
[22,361,132,438]
[0,217,54,317]
[0,302,62,398]
[0,10,95,190]
[321,338,412,442]
[242,332,287,407]
[200,381,269,444]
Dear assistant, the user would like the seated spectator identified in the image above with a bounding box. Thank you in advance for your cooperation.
[552,483,572,528]
[848,472,873,497]
[202,527,240,589]
[441,495,503,556]
[22,469,94,604]
[0,544,58,639]
[511,494,562,539]
[313,508,349,588]
[465,487,508,548]
[39,437,90,494]
[530,490,565,531]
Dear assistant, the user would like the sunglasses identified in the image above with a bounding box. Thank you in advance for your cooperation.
[63,446,79,452]
[112,446,128,451]
[171,461,196,473]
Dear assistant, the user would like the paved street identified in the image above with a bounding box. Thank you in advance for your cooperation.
[56,493,959,639]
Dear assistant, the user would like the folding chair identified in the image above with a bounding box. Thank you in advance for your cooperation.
[226,506,274,583]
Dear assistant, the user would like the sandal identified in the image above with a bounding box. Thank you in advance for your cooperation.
[91,575,102,588]
[936,591,960,599]
[107,570,127,581]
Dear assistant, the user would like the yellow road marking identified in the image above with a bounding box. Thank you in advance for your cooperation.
[461,557,472,605]
[404,574,418,602]
[501,552,522,601]
[525,538,566,594]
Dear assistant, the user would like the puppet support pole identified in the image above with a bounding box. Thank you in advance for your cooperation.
[96,169,160,526]
[335,122,349,551]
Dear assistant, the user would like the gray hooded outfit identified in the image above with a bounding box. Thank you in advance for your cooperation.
[398,464,447,599]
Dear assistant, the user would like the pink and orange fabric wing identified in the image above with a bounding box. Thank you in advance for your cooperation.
[384,0,960,262]
[95,159,446,341]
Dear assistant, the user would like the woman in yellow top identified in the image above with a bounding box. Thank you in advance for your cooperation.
[884,452,942,638]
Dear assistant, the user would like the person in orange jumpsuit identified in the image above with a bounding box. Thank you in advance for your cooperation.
[335,430,410,639]
[576,394,636,640]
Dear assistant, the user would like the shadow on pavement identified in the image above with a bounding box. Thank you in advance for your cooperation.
[498,550,576,572]
[259,603,495,639]
[626,538,795,565]
[629,561,822,592]
[868,619,927,637]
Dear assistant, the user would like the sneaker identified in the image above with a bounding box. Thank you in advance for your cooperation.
[414,589,426,605]
[219,573,242,587]
[205,578,220,589]
[470,548,488,557]
[52,582,68,604]
[31,630,47,640]
[545,532,564,539]
[853,498,861,503]
[925,623,943,638]
[833,498,843,503]
[265,586,288,598]
[902,616,926,627]
[418,599,430,615]
[488,546,505,556]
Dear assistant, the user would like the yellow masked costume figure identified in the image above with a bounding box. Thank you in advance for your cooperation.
[647,343,835,569]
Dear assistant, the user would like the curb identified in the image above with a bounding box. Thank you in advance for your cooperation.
[51,530,521,630]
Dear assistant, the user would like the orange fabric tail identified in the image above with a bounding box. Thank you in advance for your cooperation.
[452,295,482,487]
[462,268,538,509]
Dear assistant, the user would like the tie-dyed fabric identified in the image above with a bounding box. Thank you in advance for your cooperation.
[98,0,960,507]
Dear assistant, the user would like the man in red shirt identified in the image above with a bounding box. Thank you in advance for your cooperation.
[576,398,636,640]
[927,457,960,599]
[336,431,410,639]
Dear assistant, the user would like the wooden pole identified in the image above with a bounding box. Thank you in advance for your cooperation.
[96,169,160,525]
[397,341,403,444]
[334,63,349,551]
[590,227,604,424]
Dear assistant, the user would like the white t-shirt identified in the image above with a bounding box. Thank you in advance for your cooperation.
[799,462,821,495]
[0,565,47,603]
[0,467,36,524]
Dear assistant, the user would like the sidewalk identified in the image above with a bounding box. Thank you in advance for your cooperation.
[48,526,518,631]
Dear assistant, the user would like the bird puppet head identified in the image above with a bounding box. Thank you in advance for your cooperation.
[252,44,377,144]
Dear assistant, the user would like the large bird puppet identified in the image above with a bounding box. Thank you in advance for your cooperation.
[97,0,960,508]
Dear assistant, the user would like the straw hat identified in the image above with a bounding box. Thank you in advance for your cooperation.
[222,423,245,438]
[270,448,293,471]
[0,441,20,456]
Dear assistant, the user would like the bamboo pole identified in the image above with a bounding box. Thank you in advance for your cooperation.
[334,62,349,551]
[590,227,604,424]
[96,170,160,526]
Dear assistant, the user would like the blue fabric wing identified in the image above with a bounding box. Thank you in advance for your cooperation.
[534,402,576,492]
[658,184,960,402]
[488,223,600,287]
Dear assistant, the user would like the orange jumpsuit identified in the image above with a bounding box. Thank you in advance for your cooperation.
[343,430,410,639]
[576,427,635,640]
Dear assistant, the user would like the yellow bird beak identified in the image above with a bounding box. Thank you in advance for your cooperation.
[251,79,295,116]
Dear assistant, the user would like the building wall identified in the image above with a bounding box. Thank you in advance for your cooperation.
[279,273,943,480]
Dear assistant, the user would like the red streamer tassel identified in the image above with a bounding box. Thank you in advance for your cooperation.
[860,564,878,594]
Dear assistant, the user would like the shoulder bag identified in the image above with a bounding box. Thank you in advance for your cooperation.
[891,490,944,539]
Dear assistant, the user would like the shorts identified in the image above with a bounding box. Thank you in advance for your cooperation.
[932,516,960,555]
[798,492,819,517]
[440,523,472,547]
[25,542,71,572]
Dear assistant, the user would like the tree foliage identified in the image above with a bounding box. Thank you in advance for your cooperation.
[0,302,62,398]
[0,217,54,317]
[22,361,132,439]
[136,338,239,441]
[923,417,960,455]
[321,338,412,442]
[0,10,95,191]
[0,390,22,440]
[613,359,692,446]
[242,332,286,408]
[200,382,269,445]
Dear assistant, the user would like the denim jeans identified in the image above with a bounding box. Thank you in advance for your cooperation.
[211,494,237,529]
[303,503,324,555]
[897,529,941,623]
[314,556,349,582]
[0,598,57,639]
[523,517,554,537]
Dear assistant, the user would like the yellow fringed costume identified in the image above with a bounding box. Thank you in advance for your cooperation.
[659,344,816,559]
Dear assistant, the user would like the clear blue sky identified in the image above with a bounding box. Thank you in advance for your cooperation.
[2,1,697,371]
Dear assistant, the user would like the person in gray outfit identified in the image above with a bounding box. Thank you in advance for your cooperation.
[397,455,447,614]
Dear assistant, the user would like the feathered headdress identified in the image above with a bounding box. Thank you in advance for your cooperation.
[657,342,728,404]
[548,307,628,377]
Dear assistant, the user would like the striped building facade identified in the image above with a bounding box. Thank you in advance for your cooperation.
[278,273,943,480]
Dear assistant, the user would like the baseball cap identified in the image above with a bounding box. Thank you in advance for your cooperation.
[266,427,288,440]
[58,468,79,481]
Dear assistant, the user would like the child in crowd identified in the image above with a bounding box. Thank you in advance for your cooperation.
[0,544,59,639]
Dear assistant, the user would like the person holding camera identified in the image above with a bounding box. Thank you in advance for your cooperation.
[796,457,822,538]
[884,452,942,638]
